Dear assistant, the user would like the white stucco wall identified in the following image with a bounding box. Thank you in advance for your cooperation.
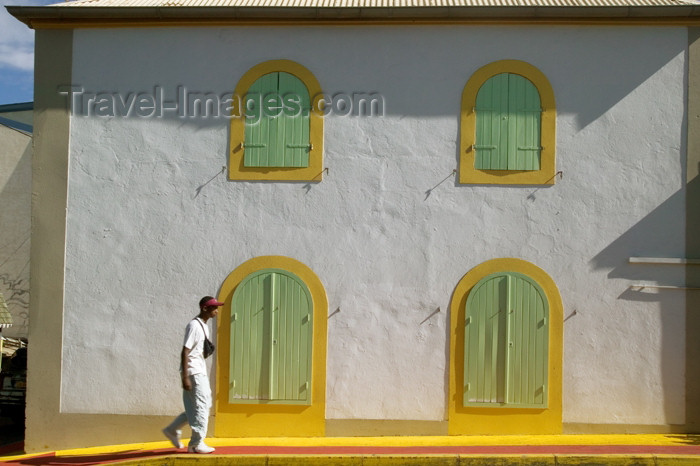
[61,25,687,427]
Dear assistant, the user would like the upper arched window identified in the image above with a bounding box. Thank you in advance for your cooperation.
[229,60,324,181]
[460,60,556,185]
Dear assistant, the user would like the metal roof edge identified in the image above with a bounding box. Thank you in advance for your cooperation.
[8,4,700,27]
[0,102,34,113]
[0,116,33,135]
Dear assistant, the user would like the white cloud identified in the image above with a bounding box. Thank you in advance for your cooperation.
[0,0,55,72]
[0,43,33,70]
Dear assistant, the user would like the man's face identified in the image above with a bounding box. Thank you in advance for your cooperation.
[203,305,220,319]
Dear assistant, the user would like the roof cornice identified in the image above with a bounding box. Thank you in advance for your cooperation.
[8,4,700,28]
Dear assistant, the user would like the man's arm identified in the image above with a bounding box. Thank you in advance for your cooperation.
[181,346,192,391]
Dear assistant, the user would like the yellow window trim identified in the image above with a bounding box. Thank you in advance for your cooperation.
[229,60,324,181]
[459,60,556,185]
[214,255,328,437]
[448,258,563,435]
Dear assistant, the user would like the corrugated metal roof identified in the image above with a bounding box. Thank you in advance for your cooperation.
[10,0,700,26]
[49,0,696,7]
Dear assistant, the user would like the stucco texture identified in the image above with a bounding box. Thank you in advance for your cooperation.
[61,25,686,428]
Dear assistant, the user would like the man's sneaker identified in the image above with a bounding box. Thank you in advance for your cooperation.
[162,428,183,449]
[188,443,215,454]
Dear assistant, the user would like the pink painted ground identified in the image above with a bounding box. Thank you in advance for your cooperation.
[2,443,700,465]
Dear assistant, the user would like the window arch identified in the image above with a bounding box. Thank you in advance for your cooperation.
[459,60,556,185]
[229,60,324,181]
[215,256,327,437]
[449,258,563,435]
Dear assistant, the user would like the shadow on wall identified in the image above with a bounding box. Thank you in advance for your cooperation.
[0,131,31,338]
[59,28,686,132]
[589,180,692,429]
[553,34,684,132]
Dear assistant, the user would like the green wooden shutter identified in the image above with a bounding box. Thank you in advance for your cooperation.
[270,271,312,401]
[230,269,313,404]
[475,73,541,171]
[244,73,275,167]
[509,74,542,171]
[278,72,311,168]
[229,271,271,401]
[464,272,548,408]
[506,273,548,406]
[244,72,310,168]
[463,274,508,404]
[475,73,508,170]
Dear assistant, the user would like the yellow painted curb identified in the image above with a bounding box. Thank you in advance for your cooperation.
[69,454,700,466]
[3,434,699,463]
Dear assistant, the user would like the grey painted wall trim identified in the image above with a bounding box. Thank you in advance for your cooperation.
[27,29,73,453]
[686,27,700,433]
[27,29,172,453]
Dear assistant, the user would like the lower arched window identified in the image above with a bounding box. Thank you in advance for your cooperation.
[463,271,548,408]
[229,268,313,405]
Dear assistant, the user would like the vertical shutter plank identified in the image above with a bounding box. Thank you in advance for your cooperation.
[527,281,538,404]
[298,76,311,168]
[299,285,312,402]
[266,72,281,167]
[259,273,273,400]
[289,276,299,400]
[483,278,494,401]
[535,287,548,405]
[496,277,508,403]
[508,274,519,404]
[464,285,478,403]
[475,282,487,402]
[494,74,508,170]
[269,272,279,400]
[475,77,491,170]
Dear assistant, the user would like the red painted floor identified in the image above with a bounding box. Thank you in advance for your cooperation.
[2,443,700,465]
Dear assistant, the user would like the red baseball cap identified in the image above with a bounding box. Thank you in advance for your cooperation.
[202,298,225,307]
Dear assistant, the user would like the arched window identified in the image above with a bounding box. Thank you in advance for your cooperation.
[215,256,327,437]
[229,60,324,181]
[229,268,313,405]
[449,258,563,435]
[463,271,548,408]
[460,60,556,185]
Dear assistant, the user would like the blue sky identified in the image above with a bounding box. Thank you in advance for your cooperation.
[0,0,56,105]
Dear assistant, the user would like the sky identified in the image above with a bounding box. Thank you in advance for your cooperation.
[0,0,56,105]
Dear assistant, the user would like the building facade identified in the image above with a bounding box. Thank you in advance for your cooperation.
[9,0,700,452]
[0,102,32,340]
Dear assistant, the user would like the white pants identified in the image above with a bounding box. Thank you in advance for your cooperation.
[166,373,212,447]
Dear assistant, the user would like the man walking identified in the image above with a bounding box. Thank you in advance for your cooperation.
[163,296,223,454]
